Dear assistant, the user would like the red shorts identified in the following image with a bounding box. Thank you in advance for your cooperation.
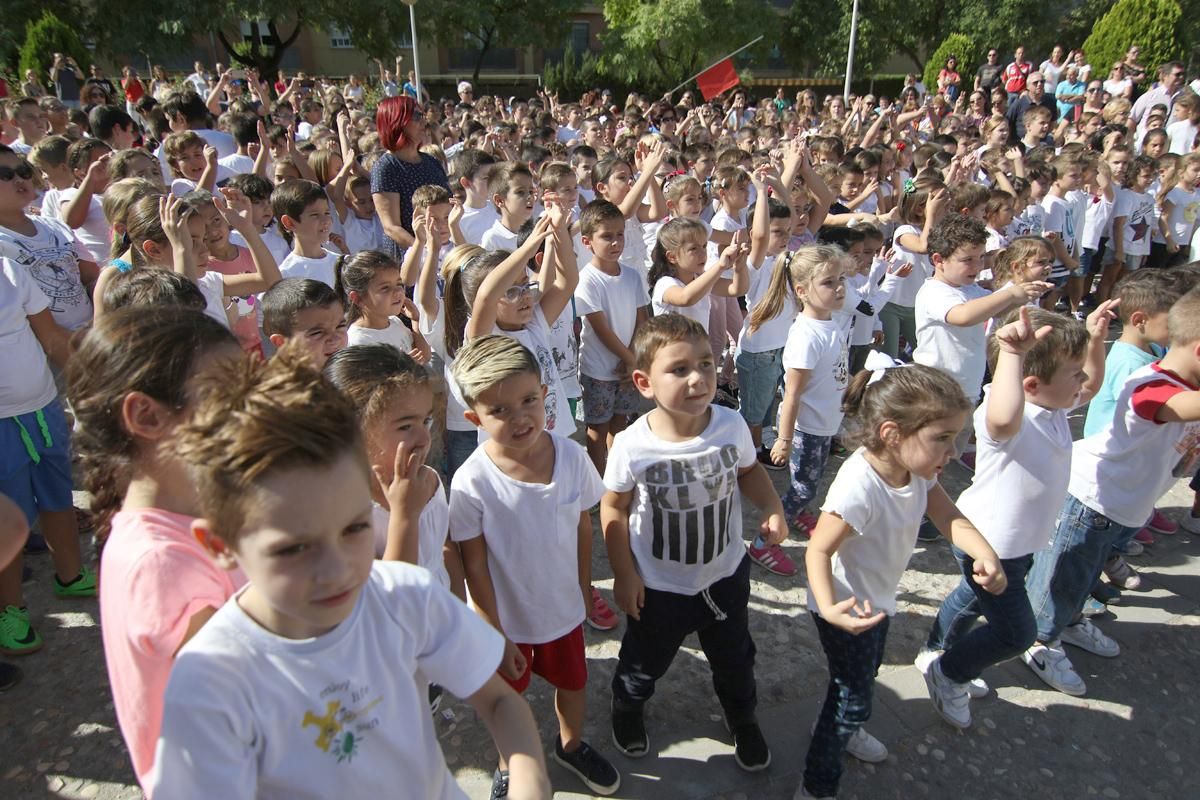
[504,625,588,693]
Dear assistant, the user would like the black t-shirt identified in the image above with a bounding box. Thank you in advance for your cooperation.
[976,64,1003,91]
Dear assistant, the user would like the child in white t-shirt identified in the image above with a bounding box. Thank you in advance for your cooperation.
[449,335,619,797]
[1159,152,1200,268]
[227,173,293,267]
[276,179,341,288]
[341,251,430,364]
[1109,155,1159,279]
[59,138,115,263]
[150,344,550,800]
[914,214,1049,457]
[1039,155,1081,310]
[602,313,786,771]
[592,141,669,278]
[452,148,500,245]
[480,163,535,251]
[920,305,1113,724]
[705,165,752,385]
[342,175,388,254]
[799,363,1004,800]
[880,178,947,358]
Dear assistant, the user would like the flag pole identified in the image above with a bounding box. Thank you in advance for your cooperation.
[843,0,860,102]
[668,35,765,97]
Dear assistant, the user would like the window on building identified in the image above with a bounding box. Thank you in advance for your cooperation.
[329,27,353,49]
[569,22,590,54]
[241,20,277,46]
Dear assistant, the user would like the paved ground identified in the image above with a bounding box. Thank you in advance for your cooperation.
[3,411,1199,799]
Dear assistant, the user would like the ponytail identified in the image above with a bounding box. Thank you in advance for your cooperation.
[440,244,486,358]
[748,250,796,332]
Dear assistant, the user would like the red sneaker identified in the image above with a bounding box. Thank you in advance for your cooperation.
[1148,509,1179,535]
[790,511,820,537]
[587,587,619,631]
[747,541,798,576]
[1134,527,1154,545]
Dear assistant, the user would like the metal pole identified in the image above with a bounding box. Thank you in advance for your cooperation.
[844,0,860,102]
[409,5,422,104]
[666,35,765,97]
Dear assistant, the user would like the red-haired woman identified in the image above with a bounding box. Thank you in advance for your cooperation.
[370,96,449,260]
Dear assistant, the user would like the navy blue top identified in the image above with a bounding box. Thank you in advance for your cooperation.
[370,152,449,260]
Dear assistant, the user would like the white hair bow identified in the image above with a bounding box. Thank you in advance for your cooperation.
[863,350,904,386]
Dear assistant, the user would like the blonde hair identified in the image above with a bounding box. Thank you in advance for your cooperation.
[993,236,1052,286]
[1168,286,1200,347]
[451,334,541,408]
[748,245,850,331]
[439,243,487,358]
[102,179,164,261]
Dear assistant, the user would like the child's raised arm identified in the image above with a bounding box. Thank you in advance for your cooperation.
[62,151,112,230]
[986,306,1052,441]
[213,188,282,295]
[415,217,441,322]
[1079,299,1119,404]
[252,120,271,178]
[621,140,667,222]
[198,145,219,193]
[749,166,773,267]
[375,436,433,565]
[536,201,579,325]
[944,278,1053,328]
[161,195,199,282]
[465,215,554,339]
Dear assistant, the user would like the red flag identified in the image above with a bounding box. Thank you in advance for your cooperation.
[696,58,739,101]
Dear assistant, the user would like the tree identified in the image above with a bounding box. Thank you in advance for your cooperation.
[1083,0,1185,84]
[18,11,90,81]
[418,0,581,85]
[600,0,775,95]
[2,0,80,73]
[923,34,982,91]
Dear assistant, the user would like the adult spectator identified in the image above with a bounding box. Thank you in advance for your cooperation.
[150,65,174,102]
[1006,71,1057,139]
[1103,62,1133,100]
[1003,46,1033,99]
[1040,45,1066,94]
[1131,61,1186,130]
[184,62,210,95]
[39,96,70,135]
[1054,65,1086,121]
[1069,49,1092,83]
[1081,78,1107,117]
[82,84,111,115]
[403,72,430,105]
[457,80,475,106]
[49,53,84,109]
[938,56,962,102]
[21,70,45,98]
[85,65,117,102]
[121,67,146,121]
[975,48,1003,94]
[1121,46,1147,86]
[343,74,365,106]
[371,95,448,260]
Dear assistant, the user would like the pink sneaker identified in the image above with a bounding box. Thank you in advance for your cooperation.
[1148,509,1179,535]
[587,587,619,631]
[790,511,820,537]
[1134,527,1154,545]
[747,541,798,576]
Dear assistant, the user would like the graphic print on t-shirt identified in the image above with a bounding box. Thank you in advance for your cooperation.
[643,445,741,565]
[300,680,383,764]
[3,233,87,319]
[532,341,561,431]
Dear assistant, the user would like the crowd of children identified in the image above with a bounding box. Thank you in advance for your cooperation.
[3,44,1200,800]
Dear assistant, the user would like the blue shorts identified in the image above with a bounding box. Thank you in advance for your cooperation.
[0,399,74,526]
[734,347,783,429]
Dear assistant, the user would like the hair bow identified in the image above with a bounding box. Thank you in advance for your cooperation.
[902,178,917,195]
[863,350,904,386]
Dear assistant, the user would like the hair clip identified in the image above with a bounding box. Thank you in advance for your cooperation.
[902,178,917,195]
[863,350,905,386]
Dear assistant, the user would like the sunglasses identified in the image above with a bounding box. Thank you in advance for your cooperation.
[1086,87,1101,93]
[501,281,541,303]
[0,162,35,182]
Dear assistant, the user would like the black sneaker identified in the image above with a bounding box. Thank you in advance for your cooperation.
[489,768,509,800]
[428,683,444,715]
[611,699,648,758]
[553,736,621,795]
[916,518,940,542]
[727,719,771,771]
[757,446,784,471]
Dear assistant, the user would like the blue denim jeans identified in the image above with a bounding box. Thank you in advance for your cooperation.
[445,429,478,480]
[927,548,1036,683]
[782,431,832,523]
[803,612,890,798]
[1026,494,1137,642]
[734,347,783,430]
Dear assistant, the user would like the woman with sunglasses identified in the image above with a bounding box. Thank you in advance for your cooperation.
[1104,62,1133,101]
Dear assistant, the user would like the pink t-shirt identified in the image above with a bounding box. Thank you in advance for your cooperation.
[99,508,247,792]
[205,245,263,356]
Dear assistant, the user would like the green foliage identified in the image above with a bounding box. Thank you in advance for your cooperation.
[1083,0,1185,84]
[18,12,90,80]
[923,34,981,91]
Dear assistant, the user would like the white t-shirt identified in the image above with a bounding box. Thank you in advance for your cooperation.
[652,275,710,332]
[233,225,292,268]
[737,253,795,354]
[348,317,415,354]
[57,188,110,263]
[459,204,500,245]
[194,270,232,329]
[1165,185,1200,245]
[150,563,502,800]
[370,476,451,588]
[479,220,520,251]
[816,449,934,616]
[421,301,474,433]
[1009,203,1045,238]
[1168,119,1199,155]
[575,262,647,381]
[956,387,1073,558]
[1114,187,1156,257]
[280,249,340,288]
[782,314,850,436]
[603,406,755,595]
[1069,363,1200,528]
[39,187,64,222]
[620,216,649,277]
[218,152,256,175]
[0,259,58,418]
[847,263,900,347]
[494,305,575,436]
[449,433,604,643]
[342,214,386,255]
[0,216,93,330]
[1041,193,1077,278]
[1079,191,1112,251]
[913,279,991,401]
[547,296,581,399]
[888,224,931,307]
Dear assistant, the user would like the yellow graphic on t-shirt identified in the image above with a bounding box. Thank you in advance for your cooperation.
[302,700,344,752]
[1184,201,1200,225]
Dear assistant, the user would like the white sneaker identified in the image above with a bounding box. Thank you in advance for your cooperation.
[1060,618,1120,657]
[915,648,989,698]
[846,727,888,763]
[923,658,971,729]
[1023,641,1086,696]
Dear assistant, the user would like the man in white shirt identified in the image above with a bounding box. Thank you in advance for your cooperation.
[1131,61,1186,130]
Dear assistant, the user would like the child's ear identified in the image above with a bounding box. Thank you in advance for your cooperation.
[877,419,900,448]
[533,251,544,267]
[120,391,176,441]
[279,213,295,232]
[463,409,482,428]
[580,234,591,248]
[142,239,164,261]
[1022,374,1041,396]
[192,520,240,571]
[347,290,361,307]
[268,333,287,349]
[1128,309,1147,328]
[930,252,945,270]
[632,368,653,399]
[458,175,473,192]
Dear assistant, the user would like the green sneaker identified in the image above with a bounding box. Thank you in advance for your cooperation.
[54,566,97,599]
[0,606,43,655]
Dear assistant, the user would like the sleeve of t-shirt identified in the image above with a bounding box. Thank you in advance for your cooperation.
[573,272,604,317]
[6,261,50,315]
[1043,199,1065,234]
[414,576,504,699]
[603,430,636,493]
[571,440,607,509]
[732,411,756,470]
[783,322,828,370]
[819,459,874,536]
[1131,379,1188,424]
[447,468,486,543]
[919,282,964,323]
[126,546,235,657]
[1114,189,1133,218]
